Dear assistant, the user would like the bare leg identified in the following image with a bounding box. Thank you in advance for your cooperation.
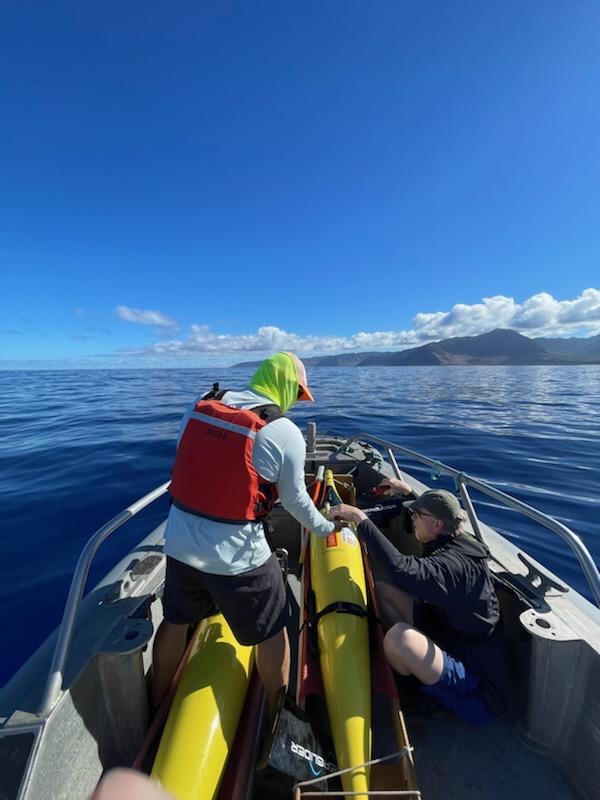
[151,620,188,706]
[255,626,291,716]
[383,622,445,685]
[375,582,415,628]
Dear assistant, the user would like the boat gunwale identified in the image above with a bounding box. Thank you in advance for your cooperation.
[335,433,600,607]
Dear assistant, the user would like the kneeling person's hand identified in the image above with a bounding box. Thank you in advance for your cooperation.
[328,503,367,526]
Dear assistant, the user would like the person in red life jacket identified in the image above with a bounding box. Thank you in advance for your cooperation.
[328,482,511,724]
[152,352,337,715]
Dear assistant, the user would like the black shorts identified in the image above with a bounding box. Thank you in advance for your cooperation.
[162,554,289,645]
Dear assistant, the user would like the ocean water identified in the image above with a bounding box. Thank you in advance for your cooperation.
[1,365,599,687]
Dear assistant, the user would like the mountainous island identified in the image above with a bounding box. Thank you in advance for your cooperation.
[233,329,600,368]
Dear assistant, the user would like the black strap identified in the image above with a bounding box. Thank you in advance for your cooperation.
[199,388,282,424]
[201,383,228,401]
[171,498,261,526]
[250,403,284,423]
[300,601,369,634]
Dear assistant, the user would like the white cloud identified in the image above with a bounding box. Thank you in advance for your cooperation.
[115,305,178,328]
[414,289,600,339]
[118,288,600,360]
[122,324,422,358]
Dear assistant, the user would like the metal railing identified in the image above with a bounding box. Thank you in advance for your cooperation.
[335,434,600,608]
[293,749,420,799]
[38,481,171,716]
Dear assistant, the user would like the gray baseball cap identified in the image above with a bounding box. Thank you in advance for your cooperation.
[403,489,463,529]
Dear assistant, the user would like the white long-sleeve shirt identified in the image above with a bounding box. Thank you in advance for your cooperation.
[164,388,335,575]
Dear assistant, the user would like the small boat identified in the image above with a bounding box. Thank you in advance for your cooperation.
[1,424,599,800]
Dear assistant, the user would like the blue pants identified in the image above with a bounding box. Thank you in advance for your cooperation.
[421,651,495,724]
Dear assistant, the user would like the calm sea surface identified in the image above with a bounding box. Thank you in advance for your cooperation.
[1,365,599,686]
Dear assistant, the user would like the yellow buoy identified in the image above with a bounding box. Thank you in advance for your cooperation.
[152,614,254,800]
[309,470,371,799]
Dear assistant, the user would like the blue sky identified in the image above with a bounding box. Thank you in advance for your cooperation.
[2,2,600,367]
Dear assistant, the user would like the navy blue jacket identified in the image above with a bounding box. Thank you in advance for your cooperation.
[358,516,511,717]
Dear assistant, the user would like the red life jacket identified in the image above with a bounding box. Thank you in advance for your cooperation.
[169,395,282,524]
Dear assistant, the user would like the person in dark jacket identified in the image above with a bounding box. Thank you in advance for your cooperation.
[328,480,511,723]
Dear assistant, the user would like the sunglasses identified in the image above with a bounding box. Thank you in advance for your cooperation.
[410,508,436,520]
